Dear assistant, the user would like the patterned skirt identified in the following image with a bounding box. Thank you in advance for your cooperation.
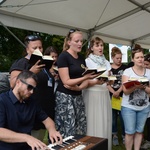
[55,91,87,138]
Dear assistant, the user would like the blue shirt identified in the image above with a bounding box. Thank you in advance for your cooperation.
[0,90,48,150]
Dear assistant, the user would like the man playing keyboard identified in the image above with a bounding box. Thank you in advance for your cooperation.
[0,70,62,150]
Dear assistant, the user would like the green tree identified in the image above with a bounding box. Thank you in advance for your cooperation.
[0,26,65,71]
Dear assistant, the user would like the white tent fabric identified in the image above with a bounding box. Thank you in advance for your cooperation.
[0,0,150,49]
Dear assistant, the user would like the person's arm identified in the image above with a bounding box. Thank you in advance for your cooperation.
[10,70,21,88]
[42,117,62,144]
[107,85,122,98]
[122,75,144,95]
[29,60,45,74]
[58,67,97,86]
[86,79,105,87]
[144,85,150,94]
[10,60,45,89]
[114,86,123,97]
[64,79,105,91]
[0,128,47,150]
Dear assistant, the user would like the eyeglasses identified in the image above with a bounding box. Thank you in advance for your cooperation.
[67,29,80,38]
[20,79,36,91]
[24,35,41,42]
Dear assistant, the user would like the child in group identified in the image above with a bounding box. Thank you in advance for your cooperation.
[107,47,126,146]
[44,46,59,92]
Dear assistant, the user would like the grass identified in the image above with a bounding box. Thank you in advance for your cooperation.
[112,118,126,150]
[112,119,150,150]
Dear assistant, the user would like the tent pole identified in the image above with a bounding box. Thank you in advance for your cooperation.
[0,21,26,48]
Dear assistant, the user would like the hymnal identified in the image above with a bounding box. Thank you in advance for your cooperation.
[53,66,58,73]
[82,68,106,76]
[29,49,54,69]
[96,74,117,82]
[123,77,149,89]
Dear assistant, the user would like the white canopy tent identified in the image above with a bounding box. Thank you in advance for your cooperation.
[0,0,150,49]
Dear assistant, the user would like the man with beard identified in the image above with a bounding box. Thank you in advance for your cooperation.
[0,70,62,150]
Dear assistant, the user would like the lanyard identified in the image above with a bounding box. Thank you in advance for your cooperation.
[43,69,53,87]
[43,68,51,80]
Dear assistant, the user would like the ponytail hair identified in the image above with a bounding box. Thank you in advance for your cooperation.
[63,29,82,51]
[111,47,122,58]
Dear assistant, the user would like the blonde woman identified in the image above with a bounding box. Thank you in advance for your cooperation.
[55,29,97,138]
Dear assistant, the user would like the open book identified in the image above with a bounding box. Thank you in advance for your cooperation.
[29,49,54,69]
[123,77,149,89]
[82,68,106,76]
[96,74,117,82]
[53,66,58,73]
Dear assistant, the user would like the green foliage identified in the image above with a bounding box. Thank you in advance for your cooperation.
[0,25,113,72]
[42,34,65,54]
[0,26,65,71]
[3,26,149,72]
[103,43,109,60]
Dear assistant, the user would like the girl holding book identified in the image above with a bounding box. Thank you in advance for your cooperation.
[44,46,59,92]
[83,36,112,150]
[121,47,150,150]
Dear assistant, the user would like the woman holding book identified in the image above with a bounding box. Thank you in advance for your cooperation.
[83,36,112,150]
[9,35,45,88]
[121,47,150,150]
[55,29,98,138]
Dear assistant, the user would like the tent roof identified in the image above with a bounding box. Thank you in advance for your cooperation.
[0,0,150,49]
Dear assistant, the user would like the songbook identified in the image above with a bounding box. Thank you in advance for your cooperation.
[82,68,106,76]
[53,66,58,73]
[96,74,117,82]
[123,77,149,89]
[29,49,54,69]
[111,96,122,111]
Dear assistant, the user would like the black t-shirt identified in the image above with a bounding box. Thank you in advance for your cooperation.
[9,57,31,73]
[56,51,86,95]
[32,69,55,129]
[110,64,127,97]
[9,57,55,129]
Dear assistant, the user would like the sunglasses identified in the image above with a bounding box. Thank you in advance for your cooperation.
[24,35,41,42]
[67,29,80,38]
[20,79,36,91]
